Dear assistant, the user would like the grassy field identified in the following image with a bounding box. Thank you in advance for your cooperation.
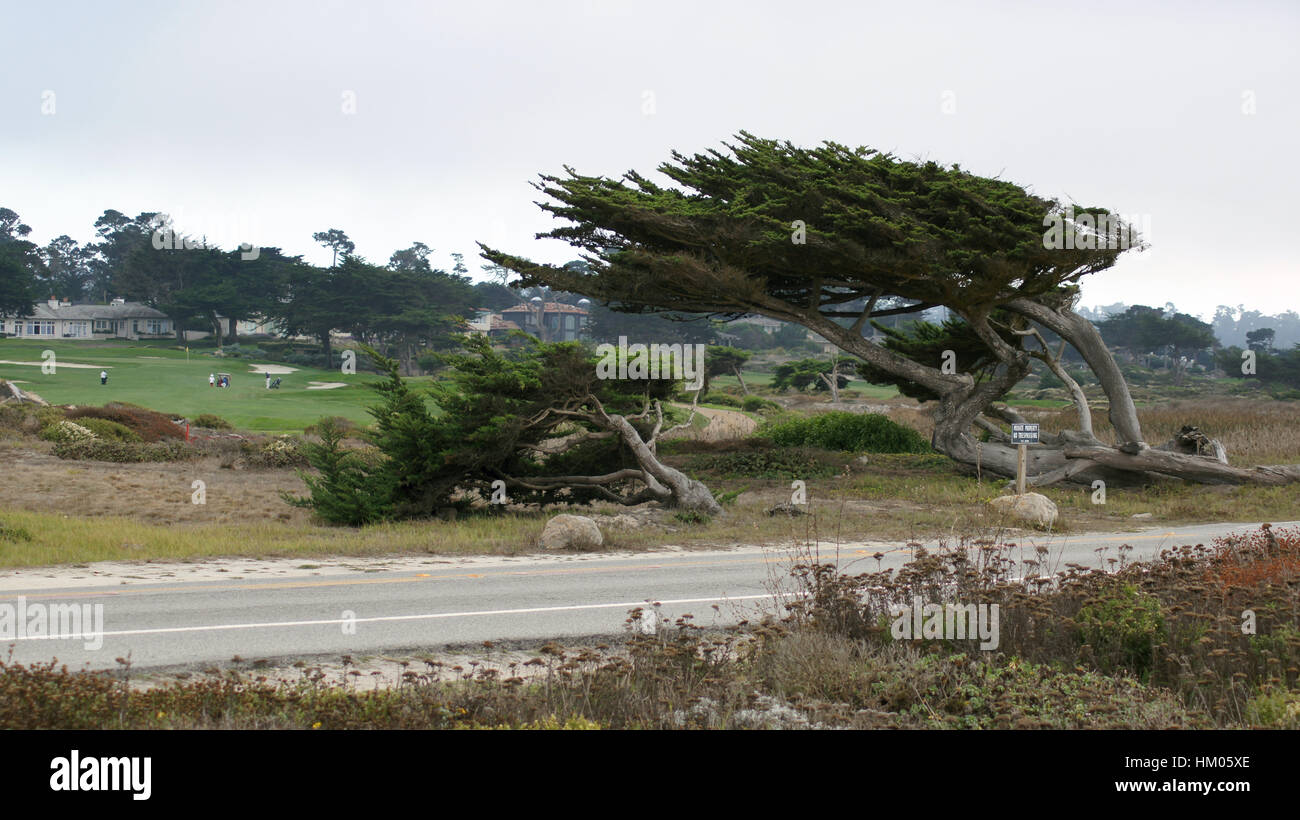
[3,441,1299,568]
[0,339,386,433]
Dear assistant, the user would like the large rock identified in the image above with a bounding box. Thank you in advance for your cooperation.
[540,514,604,551]
[988,492,1058,530]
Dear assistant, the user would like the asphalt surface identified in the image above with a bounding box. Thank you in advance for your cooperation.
[0,520,1290,672]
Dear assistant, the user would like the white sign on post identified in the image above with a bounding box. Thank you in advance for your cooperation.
[1010,423,1039,495]
[1011,423,1040,444]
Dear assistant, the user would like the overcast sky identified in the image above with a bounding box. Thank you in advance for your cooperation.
[3,0,1296,319]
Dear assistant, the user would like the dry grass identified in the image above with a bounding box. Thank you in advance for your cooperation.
[880,397,1300,467]
[0,441,313,527]
[1014,398,1300,466]
[2,396,1299,568]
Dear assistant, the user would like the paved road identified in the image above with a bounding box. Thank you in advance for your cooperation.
[0,520,1290,672]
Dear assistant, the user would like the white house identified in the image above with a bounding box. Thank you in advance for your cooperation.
[1,298,174,341]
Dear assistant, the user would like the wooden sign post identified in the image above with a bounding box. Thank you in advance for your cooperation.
[1010,423,1040,495]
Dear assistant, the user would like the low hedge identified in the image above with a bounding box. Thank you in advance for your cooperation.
[38,420,97,444]
[192,413,233,430]
[52,439,195,463]
[741,396,781,413]
[761,411,930,453]
[74,417,142,442]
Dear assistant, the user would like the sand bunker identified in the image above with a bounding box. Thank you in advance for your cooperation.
[247,364,298,374]
[0,360,110,369]
[306,381,347,390]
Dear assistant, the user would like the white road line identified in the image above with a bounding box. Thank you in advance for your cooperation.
[6,593,784,642]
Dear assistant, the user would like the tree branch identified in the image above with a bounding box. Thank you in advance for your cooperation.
[1012,325,1094,437]
[849,291,881,335]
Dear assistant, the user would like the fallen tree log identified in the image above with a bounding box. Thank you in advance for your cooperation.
[0,379,49,406]
[1063,445,1300,486]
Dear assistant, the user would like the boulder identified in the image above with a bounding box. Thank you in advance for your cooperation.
[606,514,642,530]
[540,514,604,551]
[988,492,1058,530]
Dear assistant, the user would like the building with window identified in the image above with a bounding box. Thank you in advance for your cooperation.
[498,300,590,342]
[1,298,174,341]
[465,308,522,340]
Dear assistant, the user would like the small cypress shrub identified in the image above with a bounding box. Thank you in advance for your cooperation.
[282,418,391,525]
[192,413,233,430]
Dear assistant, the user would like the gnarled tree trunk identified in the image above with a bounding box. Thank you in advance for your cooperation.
[503,396,723,515]
[794,296,1300,488]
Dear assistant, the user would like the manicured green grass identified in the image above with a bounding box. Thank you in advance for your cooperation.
[0,339,391,433]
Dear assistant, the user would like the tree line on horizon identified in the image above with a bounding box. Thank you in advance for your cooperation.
[3,204,1298,390]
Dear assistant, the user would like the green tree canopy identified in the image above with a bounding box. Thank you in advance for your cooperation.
[474,133,1300,486]
[0,207,41,317]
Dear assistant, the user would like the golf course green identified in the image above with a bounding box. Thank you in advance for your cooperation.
[0,339,388,433]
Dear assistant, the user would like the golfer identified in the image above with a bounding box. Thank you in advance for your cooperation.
[209,373,216,387]
[99,370,108,385]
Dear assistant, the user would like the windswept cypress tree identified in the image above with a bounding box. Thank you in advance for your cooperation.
[481,133,1300,487]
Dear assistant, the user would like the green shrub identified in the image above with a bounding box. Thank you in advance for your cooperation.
[74,418,141,442]
[0,405,65,436]
[703,393,742,408]
[0,523,32,543]
[1075,581,1165,676]
[686,447,841,479]
[0,405,35,433]
[38,420,97,444]
[283,418,392,525]
[761,411,930,453]
[52,439,195,463]
[741,396,780,413]
[303,416,362,438]
[712,487,746,506]
[36,406,66,426]
[192,413,233,431]
[1244,687,1300,728]
[246,436,307,468]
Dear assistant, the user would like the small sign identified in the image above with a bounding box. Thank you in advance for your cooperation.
[1011,423,1040,444]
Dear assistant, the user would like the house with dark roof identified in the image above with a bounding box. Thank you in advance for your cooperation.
[498,300,590,342]
[1,298,175,341]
